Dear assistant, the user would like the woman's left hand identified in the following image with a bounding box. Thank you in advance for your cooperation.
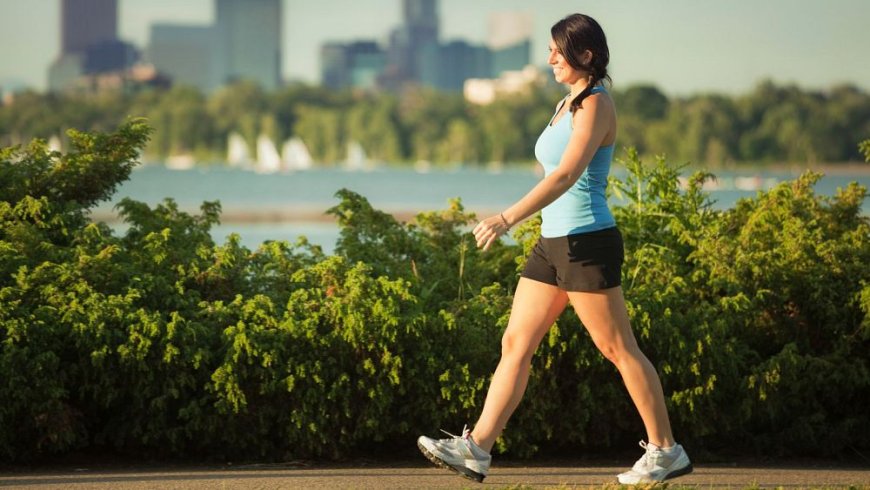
[472,214,510,251]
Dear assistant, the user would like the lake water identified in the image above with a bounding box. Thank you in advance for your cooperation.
[95,164,870,253]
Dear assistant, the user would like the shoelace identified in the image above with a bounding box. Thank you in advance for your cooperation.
[439,424,471,442]
[636,440,664,470]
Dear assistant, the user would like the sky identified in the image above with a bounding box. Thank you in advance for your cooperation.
[1,0,869,96]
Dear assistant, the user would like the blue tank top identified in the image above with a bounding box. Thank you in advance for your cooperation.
[534,85,616,238]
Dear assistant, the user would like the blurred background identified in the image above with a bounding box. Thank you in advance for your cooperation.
[1,0,868,251]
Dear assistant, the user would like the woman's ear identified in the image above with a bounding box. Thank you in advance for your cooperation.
[583,49,593,66]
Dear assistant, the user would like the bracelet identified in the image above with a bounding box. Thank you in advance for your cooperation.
[499,213,511,230]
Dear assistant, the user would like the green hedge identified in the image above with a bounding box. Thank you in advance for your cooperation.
[1,122,868,463]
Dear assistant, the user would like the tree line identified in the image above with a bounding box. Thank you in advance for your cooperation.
[1,80,868,166]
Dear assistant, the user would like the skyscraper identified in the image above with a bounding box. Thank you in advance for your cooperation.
[404,0,439,51]
[384,0,440,89]
[50,0,138,91]
[321,41,386,91]
[60,0,117,56]
[321,43,350,90]
[147,24,220,93]
[420,40,490,92]
[215,0,282,90]
[489,12,532,77]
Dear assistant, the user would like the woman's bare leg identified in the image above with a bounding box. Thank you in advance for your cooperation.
[470,278,569,452]
[567,287,674,447]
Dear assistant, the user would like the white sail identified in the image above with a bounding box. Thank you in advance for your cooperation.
[47,134,62,153]
[255,134,282,173]
[227,132,251,168]
[166,154,195,170]
[281,137,313,171]
[345,140,367,171]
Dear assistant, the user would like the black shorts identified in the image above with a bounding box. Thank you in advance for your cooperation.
[521,227,624,291]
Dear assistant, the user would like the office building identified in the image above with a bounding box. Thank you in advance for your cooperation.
[492,40,531,77]
[83,40,139,74]
[320,1,530,93]
[147,24,220,93]
[383,0,440,89]
[488,12,532,76]
[420,41,490,92]
[50,0,131,91]
[48,55,83,92]
[60,0,117,55]
[321,43,350,90]
[215,0,282,90]
[350,44,387,90]
[321,41,386,91]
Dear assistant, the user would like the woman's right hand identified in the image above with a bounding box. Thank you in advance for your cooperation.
[472,214,511,251]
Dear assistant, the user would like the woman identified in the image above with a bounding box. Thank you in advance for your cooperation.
[417,13,693,485]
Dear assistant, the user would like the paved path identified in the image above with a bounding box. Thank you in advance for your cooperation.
[2,463,869,489]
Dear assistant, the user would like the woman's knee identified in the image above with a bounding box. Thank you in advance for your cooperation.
[501,330,536,361]
[595,338,642,366]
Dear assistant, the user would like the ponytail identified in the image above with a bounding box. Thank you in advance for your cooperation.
[568,64,611,112]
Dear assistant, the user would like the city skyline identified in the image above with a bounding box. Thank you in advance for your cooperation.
[1,0,869,96]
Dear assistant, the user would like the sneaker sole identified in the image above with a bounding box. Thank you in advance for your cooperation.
[617,462,694,484]
[665,462,694,480]
[417,440,486,483]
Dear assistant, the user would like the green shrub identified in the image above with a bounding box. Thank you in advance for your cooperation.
[1,123,868,462]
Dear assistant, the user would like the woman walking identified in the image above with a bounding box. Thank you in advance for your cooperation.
[417,13,693,485]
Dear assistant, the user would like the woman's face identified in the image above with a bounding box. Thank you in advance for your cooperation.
[547,38,588,85]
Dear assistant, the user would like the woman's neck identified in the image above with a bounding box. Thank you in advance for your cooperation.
[568,77,594,100]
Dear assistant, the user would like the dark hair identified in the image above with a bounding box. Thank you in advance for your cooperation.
[551,13,611,112]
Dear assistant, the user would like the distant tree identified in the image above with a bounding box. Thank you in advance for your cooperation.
[436,118,478,164]
[1,80,868,165]
[617,84,669,120]
[294,105,344,164]
[270,83,346,144]
[396,88,466,162]
[207,81,267,157]
[827,85,870,161]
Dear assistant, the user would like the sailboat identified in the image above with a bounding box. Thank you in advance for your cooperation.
[47,134,62,154]
[165,154,195,170]
[255,134,282,173]
[281,137,313,171]
[227,132,252,168]
[345,140,367,171]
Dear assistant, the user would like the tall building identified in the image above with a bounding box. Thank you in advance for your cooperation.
[384,0,440,89]
[50,0,139,91]
[319,1,529,94]
[488,12,532,76]
[491,41,531,77]
[321,43,350,90]
[48,55,83,92]
[351,44,387,90]
[404,0,439,52]
[418,10,530,92]
[83,40,139,74]
[60,0,117,55]
[321,41,386,91]
[215,0,282,90]
[420,41,490,92]
[147,24,220,93]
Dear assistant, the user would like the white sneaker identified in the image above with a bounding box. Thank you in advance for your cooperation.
[617,440,693,484]
[417,425,491,482]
